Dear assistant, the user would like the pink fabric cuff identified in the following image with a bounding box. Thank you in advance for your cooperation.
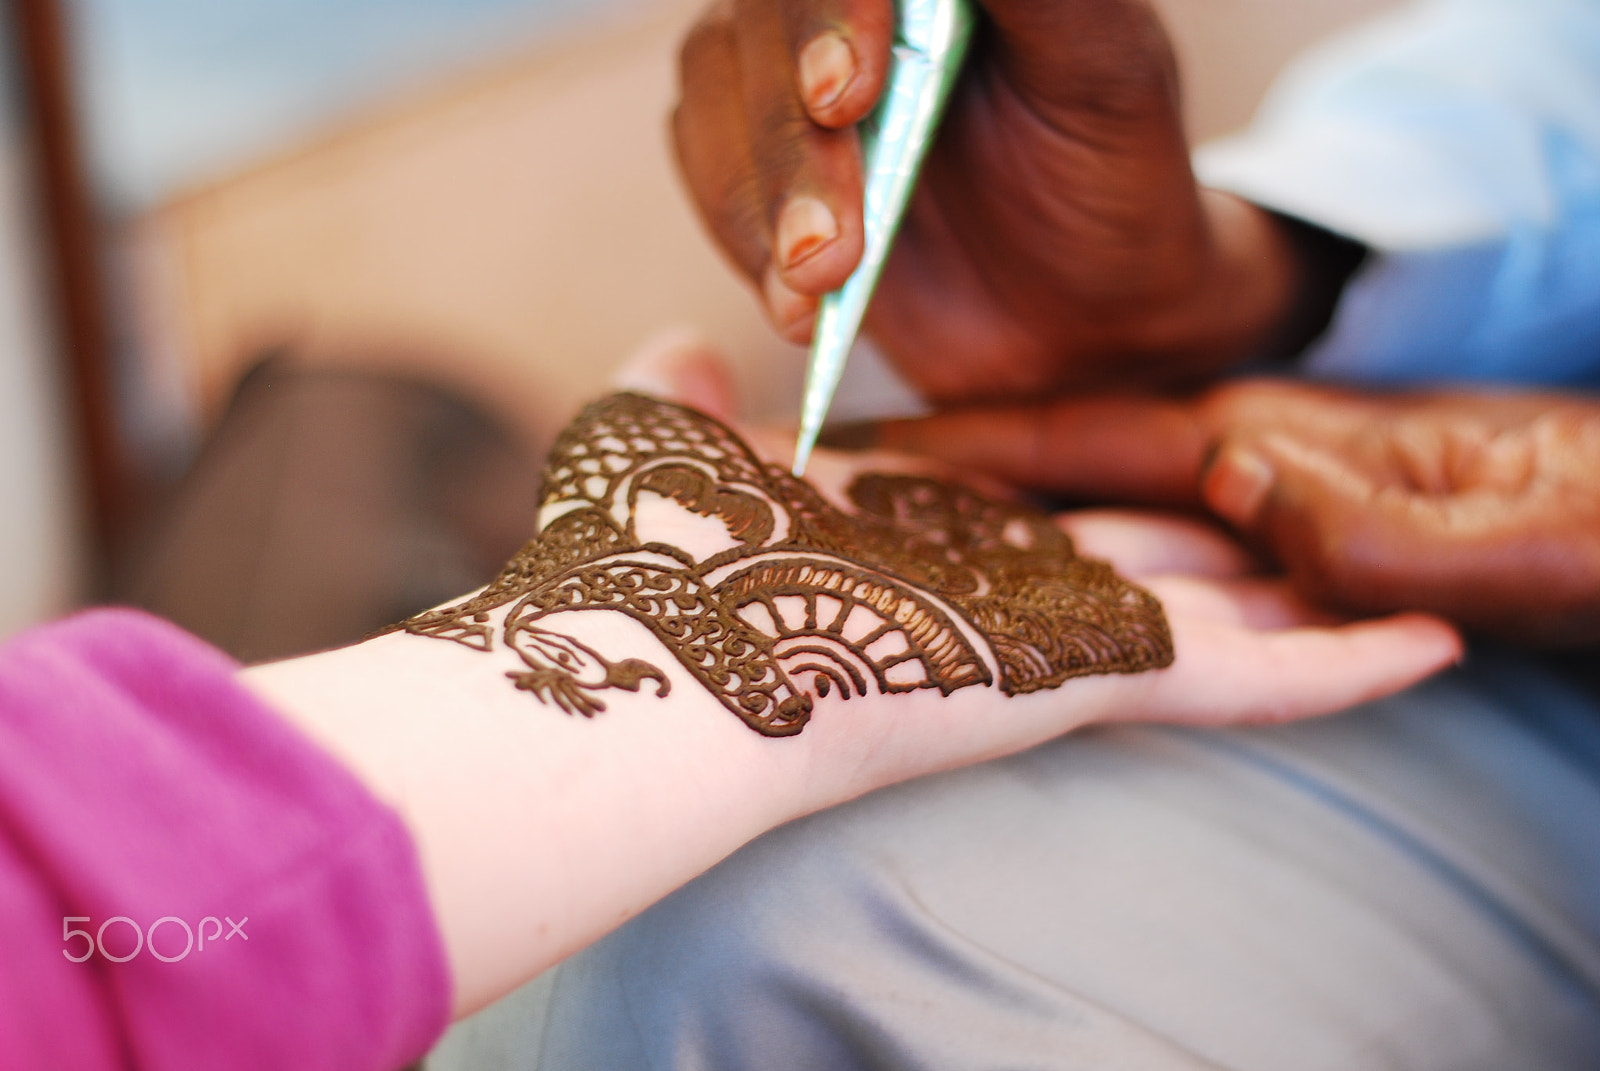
[0,608,450,1069]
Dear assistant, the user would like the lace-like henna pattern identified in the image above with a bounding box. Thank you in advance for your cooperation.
[400,392,1173,736]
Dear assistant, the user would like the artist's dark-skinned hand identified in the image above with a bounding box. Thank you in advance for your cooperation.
[868,383,1600,648]
[672,0,1323,402]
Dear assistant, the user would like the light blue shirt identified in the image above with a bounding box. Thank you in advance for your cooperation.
[1195,0,1600,386]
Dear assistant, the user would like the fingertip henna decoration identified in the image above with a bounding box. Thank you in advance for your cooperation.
[400,393,1173,736]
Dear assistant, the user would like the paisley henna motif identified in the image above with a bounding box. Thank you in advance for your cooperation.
[399,392,1173,736]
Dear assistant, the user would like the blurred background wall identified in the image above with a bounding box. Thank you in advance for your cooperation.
[0,11,81,640]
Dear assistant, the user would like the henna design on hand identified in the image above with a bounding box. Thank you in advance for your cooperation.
[400,393,1173,736]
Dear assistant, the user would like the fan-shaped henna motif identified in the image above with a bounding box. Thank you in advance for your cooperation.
[399,392,1174,737]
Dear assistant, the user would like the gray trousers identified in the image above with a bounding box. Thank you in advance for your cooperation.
[457,652,1600,1069]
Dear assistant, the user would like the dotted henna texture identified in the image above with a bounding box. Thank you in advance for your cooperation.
[400,393,1173,736]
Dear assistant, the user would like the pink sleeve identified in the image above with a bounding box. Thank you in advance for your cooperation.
[0,609,451,1070]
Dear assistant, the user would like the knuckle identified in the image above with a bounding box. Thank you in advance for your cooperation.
[679,3,735,83]
[1199,380,1294,432]
[750,107,820,186]
[1198,382,1252,429]
[718,181,775,273]
[671,126,769,275]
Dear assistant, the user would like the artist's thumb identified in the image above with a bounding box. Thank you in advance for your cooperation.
[1200,431,1423,618]
[872,396,1206,507]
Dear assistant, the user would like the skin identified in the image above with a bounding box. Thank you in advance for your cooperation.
[872,382,1600,649]
[245,341,1459,1020]
[672,1,1599,651]
[672,0,1304,401]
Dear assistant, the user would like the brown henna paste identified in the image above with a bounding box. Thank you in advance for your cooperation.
[399,393,1173,736]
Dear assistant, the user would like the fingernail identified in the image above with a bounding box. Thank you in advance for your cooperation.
[798,31,856,113]
[775,195,839,271]
[1203,445,1275,527]
[764,264,819,339]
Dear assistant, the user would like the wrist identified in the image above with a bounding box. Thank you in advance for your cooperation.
[1120,191,1304,381]
[244,621,814,1016]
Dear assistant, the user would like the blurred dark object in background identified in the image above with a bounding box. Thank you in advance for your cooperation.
[118,356,541,664]
[12,0,126,571]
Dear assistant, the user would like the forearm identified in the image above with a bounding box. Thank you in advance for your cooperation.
[1121,192,1365,383]
[243,616,813,1018]
[1120,191,1295,380]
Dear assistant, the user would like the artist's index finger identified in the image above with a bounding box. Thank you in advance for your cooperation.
[877,397,1208,506]
[782,0,894,128]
